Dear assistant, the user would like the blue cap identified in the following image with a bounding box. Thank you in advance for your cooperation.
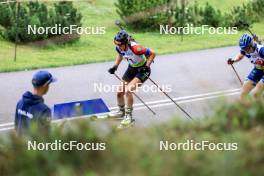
[32,70,57,87]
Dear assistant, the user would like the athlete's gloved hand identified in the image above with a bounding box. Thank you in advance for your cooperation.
[108,65,118,74]
[255,59,264,66]
[138,65,151,74]
[227,58,234,65]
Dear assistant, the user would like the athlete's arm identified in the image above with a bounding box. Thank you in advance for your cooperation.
[233,53,244,63]
[114,54,123,66]
[108,54,122,74]
[228,53,244,65]
[146,50,155,67]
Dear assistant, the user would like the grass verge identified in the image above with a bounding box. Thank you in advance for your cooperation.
[0,0,261,72]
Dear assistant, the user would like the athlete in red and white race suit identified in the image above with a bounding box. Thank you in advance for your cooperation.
[108,30,155,126]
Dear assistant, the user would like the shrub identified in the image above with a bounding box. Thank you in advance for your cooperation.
[115,0,263,31]
[248,0,264,22]
[0,1,82,43]
[115,0,175,30]
[182,1,203,26]
[200,3,222,27]
[222,3,255,29]
[0,99,263,175]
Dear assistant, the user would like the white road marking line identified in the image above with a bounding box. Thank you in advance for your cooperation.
[136,88,240,105]
[133,92,239,111]
[0,123,13,127]
[0,127,14,132]
[109,88,240,110]
[0,88,240,131]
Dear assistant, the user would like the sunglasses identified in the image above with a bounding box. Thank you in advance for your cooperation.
[242,46,252,53]
[114,40,123,46]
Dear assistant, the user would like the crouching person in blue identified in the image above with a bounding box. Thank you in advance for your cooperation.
[15,70,57,136]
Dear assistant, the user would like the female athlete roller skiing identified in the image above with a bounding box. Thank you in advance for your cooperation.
[108,30,155,127]
[228,34,264,100]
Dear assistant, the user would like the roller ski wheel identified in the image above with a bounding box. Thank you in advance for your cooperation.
[117,118,135,129]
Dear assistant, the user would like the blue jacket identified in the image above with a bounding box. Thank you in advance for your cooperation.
[15,91,51,135]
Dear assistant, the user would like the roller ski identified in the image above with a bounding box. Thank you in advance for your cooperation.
[117,108,135,129]
[91,105,125,120]
[108,106,125,119]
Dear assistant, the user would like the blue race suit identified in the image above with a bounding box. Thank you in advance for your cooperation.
[241,44,264,85]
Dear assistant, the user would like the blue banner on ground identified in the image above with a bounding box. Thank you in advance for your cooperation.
[53,98,110,119]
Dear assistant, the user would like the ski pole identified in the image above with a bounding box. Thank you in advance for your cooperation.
[239,20,261,44]
[228,59,243,86]
[115,20,124,30]
[247,29,261,44]
[148,77,193,120]
[113,73,156,115]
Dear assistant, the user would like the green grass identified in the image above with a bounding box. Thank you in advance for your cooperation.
[190,0,249,12]
[0,0,263,72]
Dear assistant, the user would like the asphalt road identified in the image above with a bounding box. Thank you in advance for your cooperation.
[0,46,253,130]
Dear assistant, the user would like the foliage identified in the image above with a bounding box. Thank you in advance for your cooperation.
[115,0,264,31]
[200,3,222,27]
[0,99,263,175]
[115,0,175,30]
[0,1,82,43]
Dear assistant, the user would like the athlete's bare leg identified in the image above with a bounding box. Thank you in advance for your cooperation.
[117,81,127,106]
[252,81,264,100]
[240,80,255,101]
[126,78,142,108]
